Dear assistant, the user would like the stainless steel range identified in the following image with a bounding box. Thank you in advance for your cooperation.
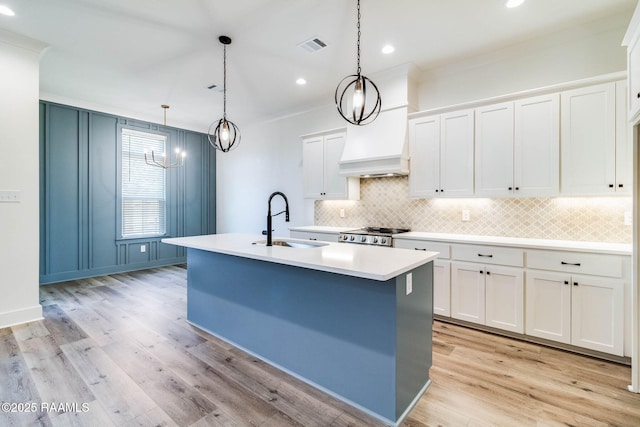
[339,227,410,247]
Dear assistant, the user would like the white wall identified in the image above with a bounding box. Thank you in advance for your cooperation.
[216,105,343,235]
[417,11,629,110]
[0,30,46,328]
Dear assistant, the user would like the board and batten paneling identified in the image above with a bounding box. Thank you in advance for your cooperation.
[39,101,216,284]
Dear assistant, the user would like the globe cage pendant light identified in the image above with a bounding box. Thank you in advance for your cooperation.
[208,35,240,152]
[335,0,381,126]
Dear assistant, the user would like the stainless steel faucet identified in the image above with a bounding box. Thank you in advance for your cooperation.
[266,191,290,246]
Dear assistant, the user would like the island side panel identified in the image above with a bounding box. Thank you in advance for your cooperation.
[186,248,398,421]
[395,262,433,421]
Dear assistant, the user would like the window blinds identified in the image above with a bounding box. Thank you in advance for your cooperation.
[121,128,167,238]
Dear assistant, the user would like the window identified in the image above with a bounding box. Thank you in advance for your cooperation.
[121,128,166,238]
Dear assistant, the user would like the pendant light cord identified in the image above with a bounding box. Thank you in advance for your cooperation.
[223,44,227,120]
[356,0,361,76]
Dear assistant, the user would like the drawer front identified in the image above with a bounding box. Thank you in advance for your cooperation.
[526,249,624,278]
[452,244,524,267]
[289,231,339,243]
[393,239,450,259]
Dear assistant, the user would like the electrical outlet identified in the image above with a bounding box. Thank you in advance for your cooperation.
[406,273,413,295]
[624,211,633,226]
[140,245,146,253]
[462,210,470,222]
[0,190,20,203]
[339,208,345,218]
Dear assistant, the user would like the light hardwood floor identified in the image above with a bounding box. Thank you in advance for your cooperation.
[1,265,639,426]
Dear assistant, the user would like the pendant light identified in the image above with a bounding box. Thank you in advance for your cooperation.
[208,35,240,152]
[335,0,381,126]
[144,104,186,169]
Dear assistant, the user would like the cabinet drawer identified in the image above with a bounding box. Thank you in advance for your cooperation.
[289,231,339,243]
[393,239,450,259]
[526,250,624,278]
[452,244,524,267]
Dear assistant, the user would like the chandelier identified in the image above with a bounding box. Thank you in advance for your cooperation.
[335,0,381,125]
[208,36,241,152]
[145,105,186,169]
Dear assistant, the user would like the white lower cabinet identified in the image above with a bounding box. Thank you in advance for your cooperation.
[433,260,451,317]
[525,270,624,356]
[451,261,523,333]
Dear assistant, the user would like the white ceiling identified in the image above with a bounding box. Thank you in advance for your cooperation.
[0,0,636,132]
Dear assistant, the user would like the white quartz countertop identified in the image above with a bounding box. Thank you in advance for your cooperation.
[162,233,437,281]
[394,232,632,255]
[288,226,631,256]
[289,225,357,234]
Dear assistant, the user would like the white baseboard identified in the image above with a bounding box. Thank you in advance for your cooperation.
[0,305,43,329]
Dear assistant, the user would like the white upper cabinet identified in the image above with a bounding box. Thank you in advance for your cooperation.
[475,94,559,197]
[409,109,474,198]
[615,80,632,194]
[302,132,360,200]
[514,94,560,197]
[560,83,616,195]
[475,102,514,197]
[623,5,640,124]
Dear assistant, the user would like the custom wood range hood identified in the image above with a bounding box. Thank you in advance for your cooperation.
[338,64,418,178]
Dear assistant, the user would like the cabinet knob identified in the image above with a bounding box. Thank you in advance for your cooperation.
[508,187,513,191]
[619,184,624,188]
[441,189,444,192]
[435,189,439,193]
[609,184,614,188]
[564,280,569,285]
[486,271,491,275]
[479,270,484,274]
[515,187,520,191]
[637,92,640,99]
[573,282,579,286]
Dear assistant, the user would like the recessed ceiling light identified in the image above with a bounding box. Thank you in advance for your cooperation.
[0,5,15,16]
[381,44,395,54]
[505,0,525,8]
[296,78,307,85]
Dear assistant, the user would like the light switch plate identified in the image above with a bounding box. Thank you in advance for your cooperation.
[0,190,20,203]
[406,273,413,295]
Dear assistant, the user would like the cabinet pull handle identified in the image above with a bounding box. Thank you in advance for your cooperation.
[414,248,427,251]
[608,184,614,188]
[309,238,317,241]
[564,280,569,285]
[619,184,624,188]
[637,92,640,99]
[561,261,581,267]
[478,254,493,258]
[573,282,579,286]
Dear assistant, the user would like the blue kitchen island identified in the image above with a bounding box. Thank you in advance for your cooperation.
[162,233,437,426]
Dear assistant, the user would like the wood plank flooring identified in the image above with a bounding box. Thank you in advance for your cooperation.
[0,265,638,426]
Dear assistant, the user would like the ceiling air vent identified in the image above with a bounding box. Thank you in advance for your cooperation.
[298,37,327,53]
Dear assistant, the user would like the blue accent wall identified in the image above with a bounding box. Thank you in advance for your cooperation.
[39,101,216,284]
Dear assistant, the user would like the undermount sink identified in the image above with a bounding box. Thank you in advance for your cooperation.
[253,239,328,249]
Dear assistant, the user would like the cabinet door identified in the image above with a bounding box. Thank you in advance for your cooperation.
[475,102,514,197]
[451,261,485,324]
[525,270,571,344]
[560,83,616,195]
[628,33,640,122]
[485,266,523,333]
[302,136,325,198]
[514,93,559,197]
[433,260,451,317]
[571,274,624,356]
[615,80,632,193]
[323,133,348,199]
[408,115,441,198]
[440,110,475,197]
